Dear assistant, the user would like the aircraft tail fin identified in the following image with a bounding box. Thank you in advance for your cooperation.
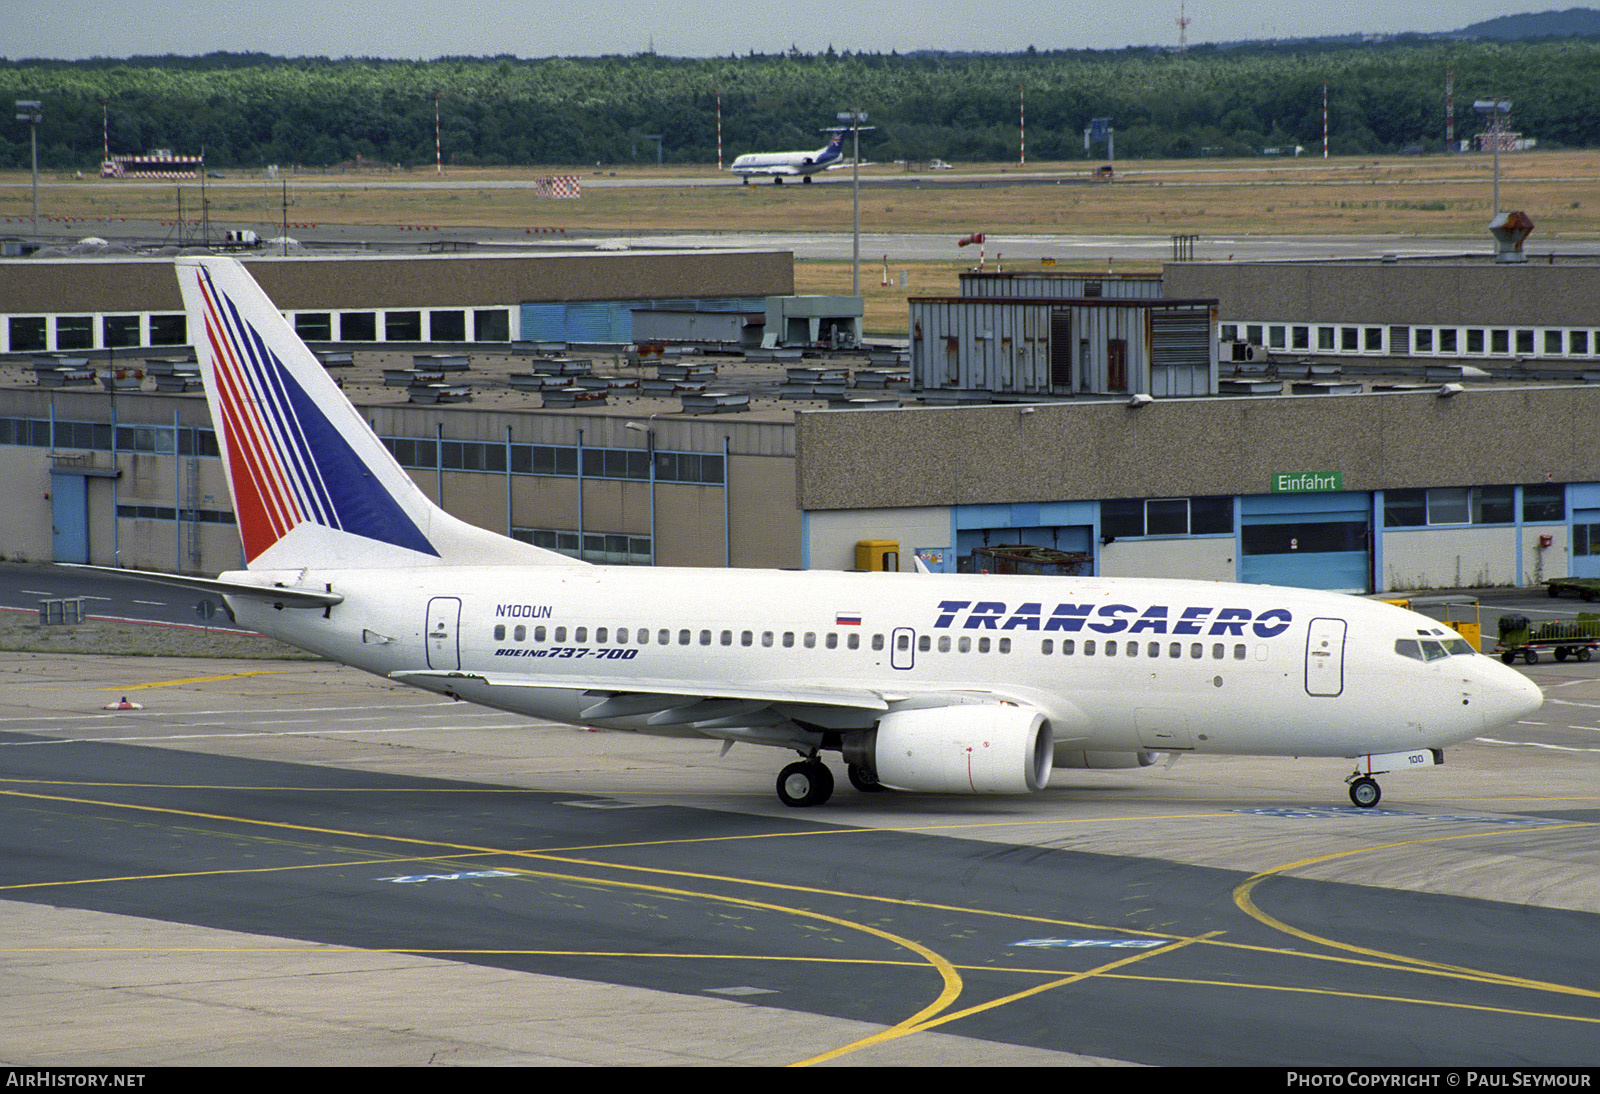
[175,256,584,571]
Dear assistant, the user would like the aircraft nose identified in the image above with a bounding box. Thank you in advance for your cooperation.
[1479,661,1544,731]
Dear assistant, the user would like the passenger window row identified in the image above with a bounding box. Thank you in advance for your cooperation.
[487,625,1252,661]
[492,624,863,650]
[1044,638,1249,660]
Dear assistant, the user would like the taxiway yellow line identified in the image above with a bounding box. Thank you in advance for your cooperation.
[97,670,287,691]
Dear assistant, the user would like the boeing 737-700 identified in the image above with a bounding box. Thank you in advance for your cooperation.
[75,258,1544,810]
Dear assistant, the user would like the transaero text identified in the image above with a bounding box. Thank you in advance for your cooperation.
[933,600,1294,638]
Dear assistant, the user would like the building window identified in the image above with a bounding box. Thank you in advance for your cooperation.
[342,312,377,341]
[1428,487,1470,524]
[8,317,46,352]
[1571,331,1590,356]
[1523,484,1564,523]
[1439,328,1458,353]
[385,311,422,341]
[295,313,333,341]
[474,309,510,342]
[1466,329,1485,354]
[1241,520,1367,555]
[1415,328,1434,354]
[149,314,187,345]
[1384,486,1518,527]
[430,310,466,342]
[57,316,94,349]
[1102,496,1232,538]
[1292,326,1310,350]
[1544,331,1562,356]
[102,315,141,347]
[1490,329,1509,355]
[1383,489,1427,527]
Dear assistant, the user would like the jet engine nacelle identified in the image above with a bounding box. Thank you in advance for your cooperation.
[1053,749,1158,770]
[858,705,1053,794]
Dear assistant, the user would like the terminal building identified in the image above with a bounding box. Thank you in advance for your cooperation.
[3,248,1600,596]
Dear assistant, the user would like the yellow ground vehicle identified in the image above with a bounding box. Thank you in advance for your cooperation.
[1380,596,1482,652]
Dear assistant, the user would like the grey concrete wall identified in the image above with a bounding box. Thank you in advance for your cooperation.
[0,251,795,314]
[1164,260,1600,327]
[796,385,1600,510]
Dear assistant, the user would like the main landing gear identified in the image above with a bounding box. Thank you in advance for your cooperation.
[775,757,886,806]
[776,758,832,807]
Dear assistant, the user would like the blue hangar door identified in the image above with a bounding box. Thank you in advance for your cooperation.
[50,471,90,564]
[1573,508,1600,580]
[1239,492,1372,594]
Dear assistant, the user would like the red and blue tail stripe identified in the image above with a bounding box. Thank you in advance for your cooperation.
[192,264,438,562]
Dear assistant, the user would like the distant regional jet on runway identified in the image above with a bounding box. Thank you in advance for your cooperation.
[730,130,847,184]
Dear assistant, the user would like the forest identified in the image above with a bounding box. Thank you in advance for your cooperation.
[3,38,1600,170]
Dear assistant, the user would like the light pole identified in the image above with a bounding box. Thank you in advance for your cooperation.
[625,418,657,565]
[15,101,42,237]
[835,110,871,297]
[1473,99,1511,217]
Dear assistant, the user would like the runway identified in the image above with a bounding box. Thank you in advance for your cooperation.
[2,646,1597,1066]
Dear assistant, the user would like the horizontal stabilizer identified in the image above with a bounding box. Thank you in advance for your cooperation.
[56,563,343,609]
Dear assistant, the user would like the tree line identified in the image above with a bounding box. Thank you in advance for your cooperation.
[2,39,1598,170]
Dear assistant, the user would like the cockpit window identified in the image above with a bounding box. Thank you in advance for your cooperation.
[1397,636,1475,660]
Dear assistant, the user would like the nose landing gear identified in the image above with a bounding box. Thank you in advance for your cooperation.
[1347,775,1382,808]
[1343,748,1443,809]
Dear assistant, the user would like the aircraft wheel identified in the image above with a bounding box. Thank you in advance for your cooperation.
[777,760,833,807]
[802,175,813,183]
[847,763,885,793]
[1349,777,1381,809]
[1525,649,1540,665]
[773,177,783,185]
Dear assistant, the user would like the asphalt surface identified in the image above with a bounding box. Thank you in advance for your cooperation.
[0,571,1597,1067]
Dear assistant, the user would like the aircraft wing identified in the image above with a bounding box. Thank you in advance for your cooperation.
[394,669,894,715]
[391,668,1049,735]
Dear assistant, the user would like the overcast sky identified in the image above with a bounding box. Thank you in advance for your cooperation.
[2,1,1557,60]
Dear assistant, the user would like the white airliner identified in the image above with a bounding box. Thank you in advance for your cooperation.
[84,257,1544,811]
[730,130,847,183]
